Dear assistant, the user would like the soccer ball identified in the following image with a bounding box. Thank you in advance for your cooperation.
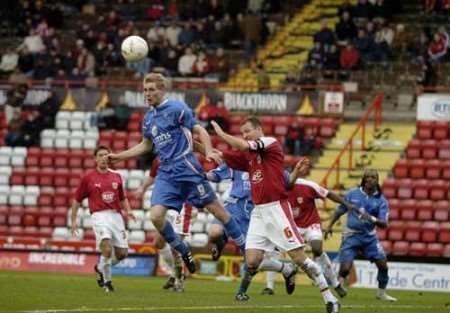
[121,35,149,62]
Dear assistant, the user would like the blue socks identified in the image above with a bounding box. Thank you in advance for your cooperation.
[161,221,190,256]
[377,268,389,289]
[238,265,258,294]
[223,217,246,253]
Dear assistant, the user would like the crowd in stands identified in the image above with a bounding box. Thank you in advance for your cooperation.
[281,0,450,90]
[0,0,301,82]
[423,0,450,13]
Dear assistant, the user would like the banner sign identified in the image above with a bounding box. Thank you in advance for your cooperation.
[417,94,450,121]
[352,260,450,292]
[0,86,323,115]
[323,92,344,114]
[0,250,156,277]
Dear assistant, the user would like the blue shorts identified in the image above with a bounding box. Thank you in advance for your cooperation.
[212,198,252,236]
[151,156,217,211]
[338,233,386,262]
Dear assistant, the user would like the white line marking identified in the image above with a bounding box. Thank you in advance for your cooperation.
[20,304,448,313]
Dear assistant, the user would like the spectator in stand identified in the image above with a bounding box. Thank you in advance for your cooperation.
[166,22,181,47]
[147,0,165,21]
[338,0,354,17]
[161,48,180,76]
[324,44,341,71]
[256,63,271,91]
[353,29,374,64]
[313,19,336,49]
[372,0,388,23]
[241,10,262,57]
[353,0,373,20]
[178,47,196,76]
[147,22,166,44]
[307,42,325,70]
[178,23,196,47]
[417,60,438,93]
[209,21,226,49]
[424,0,437,13]
[335,11,357,44]
[285,122,312,156]
[5,84,27,125]
[438,26,450,49]
[77,47,96,77]
[428,32,447,64]
[209,0,224,19]
[209,47,230,82]
[192,51,211,76]
[17,47,34,76]
[4,110,25,147]
[19,29,45,55]
[340,41,359,70]
[282,71,299,92]
[0,48,19,76]
[198,99,230,132]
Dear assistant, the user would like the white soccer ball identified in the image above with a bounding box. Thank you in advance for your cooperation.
[121,35,149,62]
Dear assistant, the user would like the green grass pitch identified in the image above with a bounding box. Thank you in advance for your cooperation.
[0,271,449,313]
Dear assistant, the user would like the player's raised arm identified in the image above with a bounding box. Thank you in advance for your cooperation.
[108,138,153,163]
[192,124,222,164]
[211,120,249,151]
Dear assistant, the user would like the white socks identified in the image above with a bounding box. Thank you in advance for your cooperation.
[99,255,112,282]
[160,243,175,277]
[315,252,339,288]
[302,258,337,304]
[266,271,276,289]
[258,257,294,277]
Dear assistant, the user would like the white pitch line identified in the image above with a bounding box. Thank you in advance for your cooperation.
[20,304,448,313]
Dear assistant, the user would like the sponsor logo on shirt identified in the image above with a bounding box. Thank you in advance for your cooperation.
[102,191,115,203]
[151,125,158,137]
[251,170,263,183]
[94,183,101,188]
[112,182,118,189]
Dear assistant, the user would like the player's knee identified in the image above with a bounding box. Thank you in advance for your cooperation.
[150,214,165,228]
[116,250,128,260]
[101,242,113,257]
[208,226,224,241]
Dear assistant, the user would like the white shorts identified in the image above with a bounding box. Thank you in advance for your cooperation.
[91,210,128,250]
[297,223,323,243]
[166,204,193,236]
[246,200,305,252]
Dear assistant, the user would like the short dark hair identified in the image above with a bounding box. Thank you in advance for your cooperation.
[241,116,262,128]
[94,145,111,156]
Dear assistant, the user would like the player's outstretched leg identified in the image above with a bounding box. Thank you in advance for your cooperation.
[151,206,196,273]
[206,201,246,254]
[289,248,340,313]
[258,257,297,295]
[375,260,397,302]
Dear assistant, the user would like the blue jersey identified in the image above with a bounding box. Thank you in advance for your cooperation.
[337,187,389,262]
[209,163,251,200]
[209,163,252,235]
[336,187,389,236]
[142,99,216,210]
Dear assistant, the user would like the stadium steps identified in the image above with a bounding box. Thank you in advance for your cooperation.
[223,0,348,91]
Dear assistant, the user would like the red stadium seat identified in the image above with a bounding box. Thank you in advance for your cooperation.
[37,215,52,227]
[84,229,96,240]
[9,226,25,237]
[444,244,450,257]
[381,241,392,254]
[439,222,450,244]
[24,167,40,185]
[54,149,70,168]
[320,118,337,138]
[39,168,54,186]
[8,214,22,226]
[426,243,444,257]
[38,227,53,238]
[413,179,429,200]
[409,242,426,257]
[443,160,450,180]
[10,169,25,185]
[433,121,449,140]
[422,140,437,159]
[274,125,288,136]
[69,150,84,168]
[397,179,413,199]
[0,225,8,236]
[387,221,404,241]
[391,241,409,256]
[127,159,137,169]
[416,200,434,221]
[382,178,397,198]
[377,228,387,240]
[429,180,447,200]
[434,201,450,221]
[425,159,442,179]
[404,221,421,242]
[53,216,66,227]
[388,198,400,220]
[23,226,39,237]
[399,199,416,220]
[393,159,408,178]
[40,149,55,167]
[406,139,421,158]
[417,121,433,139]
[422,221,439,242]
[409,159,425,179]
[127,120,141,132]
[438,140,450,159]
[25,155,40,167]
[22,214,36,226]
[54,169,71,187]
[38,193,53,207]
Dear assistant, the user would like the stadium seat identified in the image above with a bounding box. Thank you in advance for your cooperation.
[416,121,433,139]
[406,139,421,158]
[191,233,208,247]
[416,200,434,221]
[429,180,447,200]
[439,140,450,159]
[409,242,427,257]
[393,159,408,178]
[381,241,392,254]
[409,159,425,179]
[52,227,70,241]
[425,159,442,179]
[399,199,416,220]
[129,230,145,243]
[413,179,429,200]
[23,226,39,237]
[403,221,421,242]
[391,241,409,256]
[0,166,12,185]
[433,121,448,140]
[422,221,439,242]
[377,228,387,240]
[443,160,450,180]
[387,198,400,220]
[382,178,397,198]
[434,201,450,221]
[39,227,53,238]
[397,179,413,199]
[387,221,404,241]
[444,244,450,257]
[56,111,71,129]
[427,243,443,257]
[40,129,56,148]
[8,214,22,226]
[439,222,450,244]
[421,140,437,159]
